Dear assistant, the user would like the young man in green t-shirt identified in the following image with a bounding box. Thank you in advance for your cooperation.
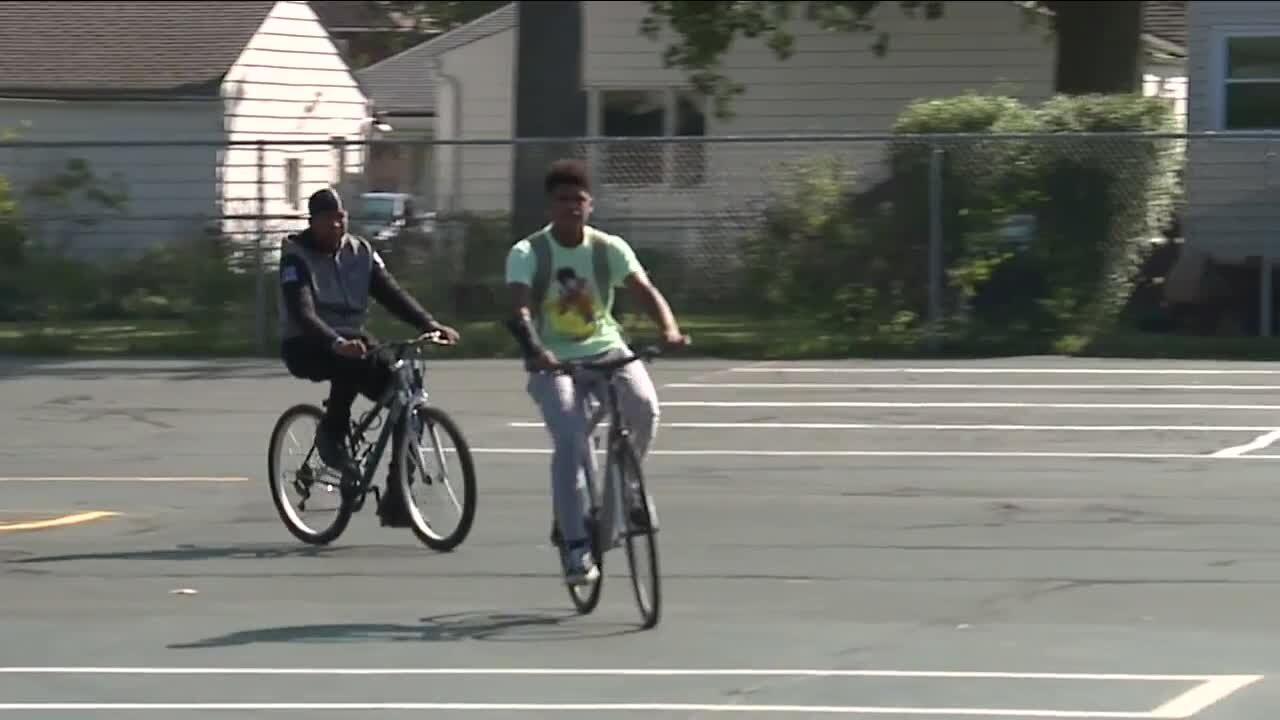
[504,159,689,586]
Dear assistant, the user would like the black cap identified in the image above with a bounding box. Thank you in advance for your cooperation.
[308,188,343,215]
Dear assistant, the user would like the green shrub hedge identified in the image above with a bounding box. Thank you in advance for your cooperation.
[742,92,1181,344]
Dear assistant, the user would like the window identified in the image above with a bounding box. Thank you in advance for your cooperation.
[673,90,707,187]
[284,158,301,210]
[599,88,707,187]
[1221,34,1280,130]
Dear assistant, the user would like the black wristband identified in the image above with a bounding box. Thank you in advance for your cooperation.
[504,315,543,358]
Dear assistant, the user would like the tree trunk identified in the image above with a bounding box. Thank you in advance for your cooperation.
[1049,0,1144,95]
[511,1,587,240]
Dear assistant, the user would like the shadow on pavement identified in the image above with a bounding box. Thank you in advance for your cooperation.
[6,543,363,564]
[166,610,644,648]
[0,357,287,382]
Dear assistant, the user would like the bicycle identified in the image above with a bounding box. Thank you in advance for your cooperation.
[547,343,668,630]
[267,331,478,552]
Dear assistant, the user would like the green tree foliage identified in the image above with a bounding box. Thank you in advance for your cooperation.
[341,2,509,67]
[639,1,1145,118]
[380,1,509,30]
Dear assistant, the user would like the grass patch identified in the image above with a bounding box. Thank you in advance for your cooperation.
[2,313,1279,362]
[0,313,851,360]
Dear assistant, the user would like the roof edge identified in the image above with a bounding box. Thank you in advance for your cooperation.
[1142,32,1187,60]
[0,84,225,102]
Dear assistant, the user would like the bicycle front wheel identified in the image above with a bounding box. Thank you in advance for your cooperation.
[393,404,478,552]
[614,438,661,629]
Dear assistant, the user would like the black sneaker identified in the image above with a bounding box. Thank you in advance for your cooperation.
[379,460,413,526]
[379,479,413,528]
[314,420,352,471]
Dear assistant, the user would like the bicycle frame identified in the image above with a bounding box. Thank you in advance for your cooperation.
[568,367,633,550]
[337,344,427,489]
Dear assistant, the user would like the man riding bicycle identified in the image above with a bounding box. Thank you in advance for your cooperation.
[504,159,689,585]
[277,188,460,528]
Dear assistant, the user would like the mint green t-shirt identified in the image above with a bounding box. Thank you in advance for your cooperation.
[505,225,645,361]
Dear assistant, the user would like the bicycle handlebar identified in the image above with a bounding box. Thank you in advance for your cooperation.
[366,330,454,356]
[553,338,689,375]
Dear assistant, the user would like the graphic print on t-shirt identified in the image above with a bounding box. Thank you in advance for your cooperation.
[543,266,601,342]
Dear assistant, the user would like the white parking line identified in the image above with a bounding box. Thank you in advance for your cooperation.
[668,383,1280,391]
[1149,674,1266,718]
[0,667,1236,678]
[1211,429,1280,457]
[0,701,1165,715]
[730,367,1280,375]
[663,401,1280,410]
[0,667,1258,718]
[460,448,1280,460]
[0,477,248,483]
[508,421,1276,432]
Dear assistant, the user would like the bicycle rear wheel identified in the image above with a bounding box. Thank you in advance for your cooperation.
[267,403,355,545]
[614,438,660,629]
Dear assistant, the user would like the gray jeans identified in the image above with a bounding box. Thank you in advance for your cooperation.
[526,348,660,547]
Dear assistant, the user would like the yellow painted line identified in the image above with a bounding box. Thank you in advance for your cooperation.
[0,511,122,532]
[0,477,248,483]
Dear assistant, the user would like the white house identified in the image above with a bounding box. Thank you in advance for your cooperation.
[0,0,373,260]
[1182,1,1280,268]
[358,2,1186,251]
[577,0,1184,258]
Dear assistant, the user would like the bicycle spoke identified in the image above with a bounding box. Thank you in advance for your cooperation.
[426,423,464,513]
[268,404,354,545]
[396,405,477,551]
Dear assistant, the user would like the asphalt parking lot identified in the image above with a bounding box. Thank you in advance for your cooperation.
[2,354,1279,717]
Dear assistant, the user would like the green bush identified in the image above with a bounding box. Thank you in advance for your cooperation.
[0,173,32,320]
[430,210,512,321]
[893,92,1178,338]
[2,229,257,328]
[743,91,1180,344]
[102,230,258,327]
[887,93,1045,330]
[1027,95,1180,335]
[742,156,896,330]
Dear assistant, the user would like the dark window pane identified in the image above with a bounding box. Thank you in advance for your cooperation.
[602,90,664,186]
[673,90,706,187]
[1226,82,1280,129]
[1227,36,1280,79]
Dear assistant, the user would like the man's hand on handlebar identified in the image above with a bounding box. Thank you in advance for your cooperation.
[660,328,692,349]
[422,322,461,346]
[333,337,367,358]
[527,348,560,372]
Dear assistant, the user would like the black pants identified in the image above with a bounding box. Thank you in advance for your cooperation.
[281,334,396,428]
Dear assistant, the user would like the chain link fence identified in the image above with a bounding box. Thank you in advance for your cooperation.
[3,131,1276,356]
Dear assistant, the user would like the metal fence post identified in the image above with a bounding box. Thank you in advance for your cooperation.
[927,143,944,351]
[255,140,267,354]
[1264,139,1277,338]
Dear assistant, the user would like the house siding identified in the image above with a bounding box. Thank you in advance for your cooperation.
[367,115,435,207]
[220,0,370,246]
[579,0,1057,263]
[1185,1,1280,263]
[0,99,223,259]
[433,26,516,214]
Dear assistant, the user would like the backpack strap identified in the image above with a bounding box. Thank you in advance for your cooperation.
[529,230,552,328]
[591,232,612,308]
